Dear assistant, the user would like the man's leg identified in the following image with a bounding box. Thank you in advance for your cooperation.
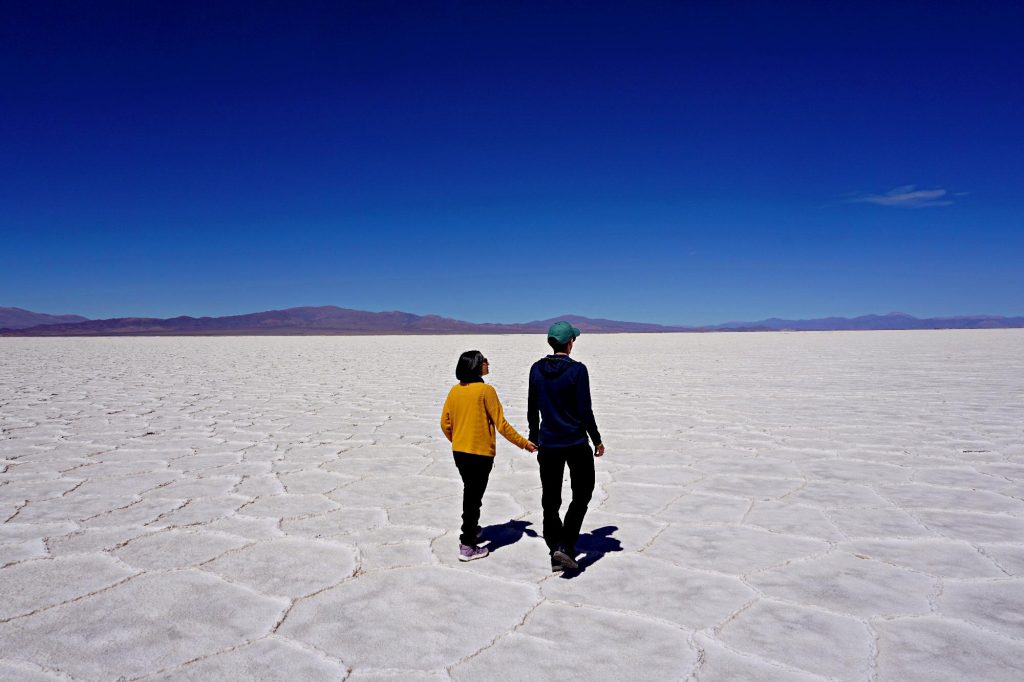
[562,443,596,555]
[537,447,567,553]
[453,452,493,546]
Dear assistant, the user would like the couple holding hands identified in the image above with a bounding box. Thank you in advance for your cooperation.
[440,321,605,573]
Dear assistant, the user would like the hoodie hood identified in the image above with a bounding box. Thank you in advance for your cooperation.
[538,355,575,378]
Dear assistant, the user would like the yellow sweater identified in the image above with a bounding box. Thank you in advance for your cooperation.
[440,381,530,457]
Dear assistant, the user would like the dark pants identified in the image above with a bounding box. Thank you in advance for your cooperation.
[453,451,494,546]
[538,443,595,554]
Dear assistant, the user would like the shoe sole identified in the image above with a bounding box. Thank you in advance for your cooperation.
[458,550,488,562]
[552,550,578,570]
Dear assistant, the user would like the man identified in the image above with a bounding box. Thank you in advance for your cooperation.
[528,321,605,572]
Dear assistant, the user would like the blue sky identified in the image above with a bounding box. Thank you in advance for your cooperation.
[2,1,1022,325]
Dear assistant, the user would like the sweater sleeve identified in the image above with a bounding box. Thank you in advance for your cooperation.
[440,392,454,443]
[484,386,530,449]
[576,365,602,447]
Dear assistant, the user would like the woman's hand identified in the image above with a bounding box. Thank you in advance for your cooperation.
[525,441,538,453]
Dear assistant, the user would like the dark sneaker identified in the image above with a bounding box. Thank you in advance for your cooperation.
[552,548,578,570]
[551,556,564,572]
[459,544,489,562]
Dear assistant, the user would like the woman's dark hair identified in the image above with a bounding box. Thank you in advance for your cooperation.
[455,350,487,382]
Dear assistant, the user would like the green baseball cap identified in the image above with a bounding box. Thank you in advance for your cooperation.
[547,321,581,344]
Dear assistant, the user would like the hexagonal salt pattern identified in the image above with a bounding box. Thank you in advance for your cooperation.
[278,566,539,670]
[646,525,828,574]
[541,553,756,630]
[113,528,251,570]
[748,552,935,619]
[936,579,1024,638]
[2,331,1024,680]
[875,616,1024,681]
[142,636,347,681]
[450,602,697,681]
[0,660,67,682]
[0,571,286,680]
[717,600,872,680]
[0,554,136,620]
[203,537,358,598]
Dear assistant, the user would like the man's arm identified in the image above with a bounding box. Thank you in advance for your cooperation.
[527,366,539,443]
[576,365,603,452]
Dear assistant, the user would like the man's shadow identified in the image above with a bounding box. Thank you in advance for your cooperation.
[480,519,538,553]
[560,526,622,579]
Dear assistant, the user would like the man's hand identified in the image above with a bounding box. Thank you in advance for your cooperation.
[595,443,605,457]
[525,441,538,453]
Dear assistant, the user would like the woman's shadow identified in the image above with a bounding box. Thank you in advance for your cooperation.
[480,519,538,552]
[560,526,622,579]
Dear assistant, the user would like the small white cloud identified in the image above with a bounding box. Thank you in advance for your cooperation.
[847,185,956,208]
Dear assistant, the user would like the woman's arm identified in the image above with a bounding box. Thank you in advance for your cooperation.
[440,394,454,442]
[483,386,530,449]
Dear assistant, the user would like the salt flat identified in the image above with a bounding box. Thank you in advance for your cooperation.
[1,331,1023,681]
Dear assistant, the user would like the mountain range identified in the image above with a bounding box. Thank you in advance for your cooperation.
[0,307,90,330]
[2,306,1023,336]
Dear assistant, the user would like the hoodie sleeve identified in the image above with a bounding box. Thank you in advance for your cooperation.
[576,364,602,447]
[527,364,539,443]
[484,385,530,449]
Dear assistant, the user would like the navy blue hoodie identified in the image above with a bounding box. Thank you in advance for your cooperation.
[527,355,602,449]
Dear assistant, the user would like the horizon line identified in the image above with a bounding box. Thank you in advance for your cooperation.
[4,303,1024,330]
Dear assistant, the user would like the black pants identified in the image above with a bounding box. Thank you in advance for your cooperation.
[538,443,595,554]
[453,451,494,546]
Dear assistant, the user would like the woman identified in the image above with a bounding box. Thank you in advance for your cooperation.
[440,350,536,561]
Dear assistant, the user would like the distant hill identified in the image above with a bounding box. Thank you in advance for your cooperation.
[1,306,1021,336]
[0,306,693,336]
[525,314,694,334]
[710,312,1024,331]
[0,307,90,330]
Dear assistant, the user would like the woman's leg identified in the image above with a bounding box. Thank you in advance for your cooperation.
[453,451,494,545]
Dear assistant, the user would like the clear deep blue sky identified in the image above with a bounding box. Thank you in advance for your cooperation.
[2,1,1022,325]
